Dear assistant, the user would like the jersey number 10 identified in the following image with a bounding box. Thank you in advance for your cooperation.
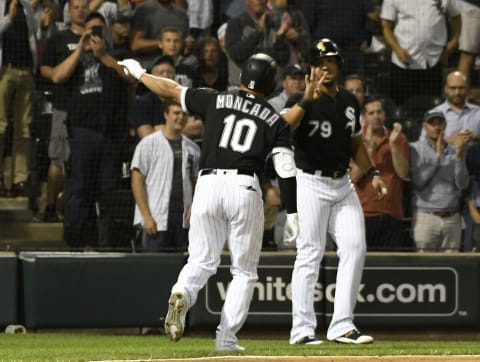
[219,114,258,153]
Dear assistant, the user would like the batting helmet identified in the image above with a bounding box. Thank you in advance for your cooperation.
[310,38,343,66]
[240,53,277,97]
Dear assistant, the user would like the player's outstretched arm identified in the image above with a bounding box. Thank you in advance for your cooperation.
[118,59,183,103]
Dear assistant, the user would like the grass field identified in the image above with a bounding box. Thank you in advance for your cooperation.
[1,332,480,362]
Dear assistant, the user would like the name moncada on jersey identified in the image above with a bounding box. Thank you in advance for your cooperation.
[215,93,280,127]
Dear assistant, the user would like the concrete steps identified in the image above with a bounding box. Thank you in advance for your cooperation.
[0,196,66,251]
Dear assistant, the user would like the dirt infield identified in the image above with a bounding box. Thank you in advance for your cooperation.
[98,356,480,362]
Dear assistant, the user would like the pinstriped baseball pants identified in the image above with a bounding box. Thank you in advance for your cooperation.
[290,170,366,343]
[171,172,264,346]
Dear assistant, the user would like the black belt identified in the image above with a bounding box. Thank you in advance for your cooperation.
[302,168,347,179]
[199,168,255,177]
[424,211,457,218]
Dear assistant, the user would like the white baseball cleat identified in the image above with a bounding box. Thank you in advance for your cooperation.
[164,292,186,342]
[334,329,374,344]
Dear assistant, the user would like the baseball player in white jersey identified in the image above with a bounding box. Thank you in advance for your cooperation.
[282,39,387,345]
[119,53,299,351]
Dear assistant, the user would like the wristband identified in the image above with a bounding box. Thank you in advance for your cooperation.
[366,167,380,179]
[297,97,312,110]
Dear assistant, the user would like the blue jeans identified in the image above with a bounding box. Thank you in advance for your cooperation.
[142,210,188,252]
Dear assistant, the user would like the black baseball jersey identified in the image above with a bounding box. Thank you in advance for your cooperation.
[292,87,361,171]
[182,88,292,176]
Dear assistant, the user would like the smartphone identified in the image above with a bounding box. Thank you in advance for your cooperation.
[91,25,103,38]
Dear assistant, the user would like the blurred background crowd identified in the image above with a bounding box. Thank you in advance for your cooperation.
[1,0,480,253]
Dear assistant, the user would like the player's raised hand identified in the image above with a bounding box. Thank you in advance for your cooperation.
[304,67,326,101]
[118,59,146,80]
[283,213,299,245]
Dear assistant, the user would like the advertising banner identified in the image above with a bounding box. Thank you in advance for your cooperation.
[189,253,479,328]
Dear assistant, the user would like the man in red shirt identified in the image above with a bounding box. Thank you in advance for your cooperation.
[350,96,410,251]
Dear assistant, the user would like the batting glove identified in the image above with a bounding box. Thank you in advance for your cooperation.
[283,212,299,245]
[118,59,146,80]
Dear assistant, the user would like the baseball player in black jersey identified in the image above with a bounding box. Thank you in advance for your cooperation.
[119,53,298,351]
[282,39,387,345]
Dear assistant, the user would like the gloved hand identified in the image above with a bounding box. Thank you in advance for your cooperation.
[118,59,146,80]
[283,212,299,245]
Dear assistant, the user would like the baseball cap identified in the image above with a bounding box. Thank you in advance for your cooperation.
[151,54,175,69]
[114,9,133,23]
[423,110,446,123]
[284,64,306,78]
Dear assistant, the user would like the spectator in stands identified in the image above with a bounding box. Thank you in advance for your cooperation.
[344,74,366,109]
[262,179,282,251]
[350,97,410,251]
[268,64,305,112]
[111,9,134,59]
[63,0,133,41]
[193,36,228,91]
[64,12,132,248]
[131,100,200,252]
[33,0,59,45]
[381,0,462,106]
[40,0,88,222]
[344,74,368,126]
[464,143,480,251]
[458,0,480,83]
[131,54,176,139]
[130,0,189,69]
[409,110,469,252]
[186,0,213,39]
[426,71,480,144]
[0,0,39,197]
[225,0,290,89]
[158,26,196,87]
[300,0,375,77]
[267,0,310,67]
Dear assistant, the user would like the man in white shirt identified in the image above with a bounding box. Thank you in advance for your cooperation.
[381,0,461,105]
[131,100,201,252]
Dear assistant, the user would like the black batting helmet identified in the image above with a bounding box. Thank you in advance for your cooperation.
[240,53,277,96]
[310,38,343,66]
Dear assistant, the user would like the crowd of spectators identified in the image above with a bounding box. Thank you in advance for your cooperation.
[1,0,480,252]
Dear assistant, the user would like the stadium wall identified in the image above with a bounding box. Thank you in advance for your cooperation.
[0,252,479,329]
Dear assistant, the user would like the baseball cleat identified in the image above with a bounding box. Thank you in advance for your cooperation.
[164,292,186,342]
[334,329,374,344]
[294,336,323,345]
